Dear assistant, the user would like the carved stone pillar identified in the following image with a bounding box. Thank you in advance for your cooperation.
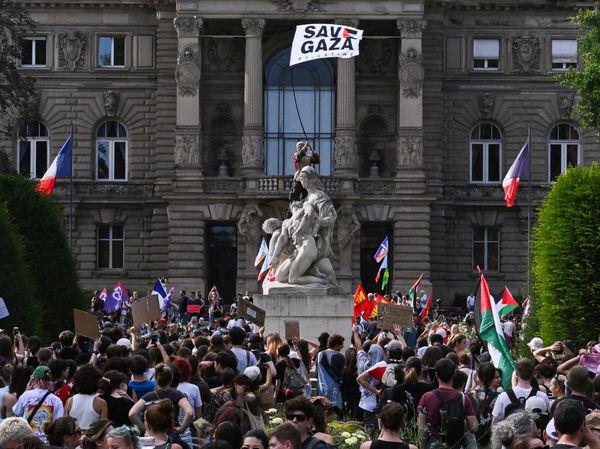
[334,19,358,182]
[241,18,266,176]
[174,15,203,191]
[396,19,426,193]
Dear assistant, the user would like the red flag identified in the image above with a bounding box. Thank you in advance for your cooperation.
[353,283,368,319]
[419,292,432,320]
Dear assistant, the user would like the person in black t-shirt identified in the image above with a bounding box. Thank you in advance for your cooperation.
[553,398,600,449]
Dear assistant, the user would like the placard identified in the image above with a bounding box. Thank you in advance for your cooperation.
[284,320,300,340]
[132,295,162,326]
[187,304,201,314]
[238,298,266,327]
[0,298,9,319]
[73,309,99,339]
[377,303,414,330]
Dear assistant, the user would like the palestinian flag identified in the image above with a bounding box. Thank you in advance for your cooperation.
[408,273,423,303]
[497,286,519,316]
[479,273,515,389]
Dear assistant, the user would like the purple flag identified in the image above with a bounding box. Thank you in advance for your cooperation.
[105,281,128,313]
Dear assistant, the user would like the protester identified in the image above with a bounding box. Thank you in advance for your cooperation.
[315,334,345,408]
[107,425,141,449]
[65,364,108,429]
[359,402,418,449]
[144,400,183,449]
[284,396,328,449]
[269,422,302,449]
[98,370,133,426]
[80,420,112,449]
[44,416,82,449]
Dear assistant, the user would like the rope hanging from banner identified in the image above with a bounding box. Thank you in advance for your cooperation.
[288,65,312,150]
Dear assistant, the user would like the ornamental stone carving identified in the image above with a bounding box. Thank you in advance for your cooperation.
[204,39,243,71]
[241,134,263,168]
[241,18,266,36]
[479,93,495,119]
[103,90,120,117]
[558,93,575,119]
[57,31,88,71]
[175,48,201,97]
[398,135,422,168]
[357,40,394,73]
[512,33,541,74]
[269,0,324,13]
[397,19,427,39]
[398,49,424,98]
[174,135,199,166]
[334,135,357,168]
[173,16,203,38]
[238,204,263,246]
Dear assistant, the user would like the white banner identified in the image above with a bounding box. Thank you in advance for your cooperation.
[290,23,364,66]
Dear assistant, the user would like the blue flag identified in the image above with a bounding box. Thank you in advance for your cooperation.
[151,278,168,309]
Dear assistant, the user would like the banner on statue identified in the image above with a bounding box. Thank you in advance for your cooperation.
[377,303,413,330]
[132,295,161,326]
[0,298,9,320]
[284,320,300,340]
[73,309,99,339]
[238,298,266,327]
[290,23,364,66]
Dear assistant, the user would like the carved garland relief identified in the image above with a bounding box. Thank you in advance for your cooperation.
[398,49,424,98]
[175,47,201,97]
[58,31,88,71]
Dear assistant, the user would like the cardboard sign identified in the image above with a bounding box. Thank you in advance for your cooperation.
[131,295,162,326]
[238,298,266,327]
[0,298,9,319]
[73,309,99,339]
[284,320,300,340]
[377,303,414,330]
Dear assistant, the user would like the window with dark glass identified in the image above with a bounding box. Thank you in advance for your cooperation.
[470,123,501,183]
[473,226,499,272]
[264,48,334,176]
[17,122,49,179]
[98,36,125,67]
[548,124,579,181]
[96,121,127,181]
[97,224,124,269]
[473,39,500,70]
[21,37,47,66]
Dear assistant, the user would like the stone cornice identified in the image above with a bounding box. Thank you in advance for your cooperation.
[15,0,174,9]
[428,0,594,11]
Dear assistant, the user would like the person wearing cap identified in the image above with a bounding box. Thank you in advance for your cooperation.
[528,337,545,354]
[12,365,64,443]
[316,334,345,408]
[551,366,599,416]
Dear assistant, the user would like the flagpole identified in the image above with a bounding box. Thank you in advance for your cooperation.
[527,125,532,300]
[69,123,74,249]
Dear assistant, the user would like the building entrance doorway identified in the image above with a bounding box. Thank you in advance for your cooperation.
[360,223,392,295]
[206,224,237,303]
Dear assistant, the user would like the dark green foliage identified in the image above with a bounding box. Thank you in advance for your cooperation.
[557,7,600,131]
[532,165,600,346]
[0,201,41,335]
[0,175,82,341]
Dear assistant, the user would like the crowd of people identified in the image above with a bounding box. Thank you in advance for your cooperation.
[0,288,599,449]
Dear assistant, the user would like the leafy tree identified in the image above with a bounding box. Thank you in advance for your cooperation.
[557,6,600,130]
[0,175,82,340]
[532,165,600,346]
[0,200,41,335]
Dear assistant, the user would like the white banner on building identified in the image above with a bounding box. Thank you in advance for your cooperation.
[290,23,364,66]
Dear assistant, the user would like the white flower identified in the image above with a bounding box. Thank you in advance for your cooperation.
[354,433,367,441]
[341,432,352,438]
[269,417,283,425]
[266,408,278,414]
[344,437,358,445]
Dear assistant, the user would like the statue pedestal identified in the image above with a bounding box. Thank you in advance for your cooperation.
[254,289,353,345]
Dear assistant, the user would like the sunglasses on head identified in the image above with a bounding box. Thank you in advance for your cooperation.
[286,413,307,422]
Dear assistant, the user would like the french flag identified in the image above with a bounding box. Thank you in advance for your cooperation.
[502,142,529,208]
[35,135,72,196]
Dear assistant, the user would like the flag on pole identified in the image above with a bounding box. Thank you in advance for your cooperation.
[479,273,515,389]
[408,273,424,303]
[369,293,389,319]
[151,278,169,310]
[381,266,389,290]
[375,255,387,282]
[497,286,519,316]
[502,142,529,207]
[258,253,271,281]
[105,281,128,313]
[419,292,432,320]
[163,285,175,312]
[353,282,368,319]
[373,236,388,263]
[99,288,108,304]
[255,238,269,267]
[35,135,72,196]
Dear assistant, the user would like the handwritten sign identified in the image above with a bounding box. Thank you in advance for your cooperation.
[284,320,300,340]
[238,298,266,327]
[377,303,414,330]
[132,295,161,326]
[0,298,9,319]
[73,309,99,339]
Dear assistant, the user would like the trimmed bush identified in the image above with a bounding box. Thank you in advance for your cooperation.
[532,164,600,346]
[0,175,82,340]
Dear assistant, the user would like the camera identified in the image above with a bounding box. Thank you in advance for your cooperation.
[12,327,19,336]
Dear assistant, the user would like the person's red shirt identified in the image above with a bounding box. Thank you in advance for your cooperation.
[418,387,475,437]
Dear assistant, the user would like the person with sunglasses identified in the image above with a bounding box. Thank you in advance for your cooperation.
[45,416,83,449]
[284,396,329,449]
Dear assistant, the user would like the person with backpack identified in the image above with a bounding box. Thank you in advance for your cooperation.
[275,344,307,403]
[315,334,345,408]
[417,359,477,449]
[491,358,549,423]
[468,362,499,447]
[284,396,329,449]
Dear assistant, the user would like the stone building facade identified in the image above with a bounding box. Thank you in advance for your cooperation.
[3,0,598,304]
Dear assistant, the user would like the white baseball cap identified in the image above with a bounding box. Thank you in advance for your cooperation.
[525,396,548,415]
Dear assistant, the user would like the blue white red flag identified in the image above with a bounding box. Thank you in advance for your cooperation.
[502,142,529,207]
[255,238,269,267]
[258,253,271,281]
[35,135,72,196]
[151,278,168,309]
[373,236,389,263]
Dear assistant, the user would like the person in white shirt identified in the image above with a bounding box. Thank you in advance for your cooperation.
[492,358,549,423]
[466,292,476,312]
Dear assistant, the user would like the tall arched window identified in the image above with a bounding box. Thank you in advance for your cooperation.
[470,123,501,183]
[549,123,579,181]
[96,120,127,181]
[17,122,49,179]
[264,48,334,176]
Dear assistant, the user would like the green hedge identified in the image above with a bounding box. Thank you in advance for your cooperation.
[532,165,600,346]
[0,175,82,341]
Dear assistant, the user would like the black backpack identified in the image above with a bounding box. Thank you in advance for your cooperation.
[433,390,466,448]
[503,388,539,417]
[473,388,498,445]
